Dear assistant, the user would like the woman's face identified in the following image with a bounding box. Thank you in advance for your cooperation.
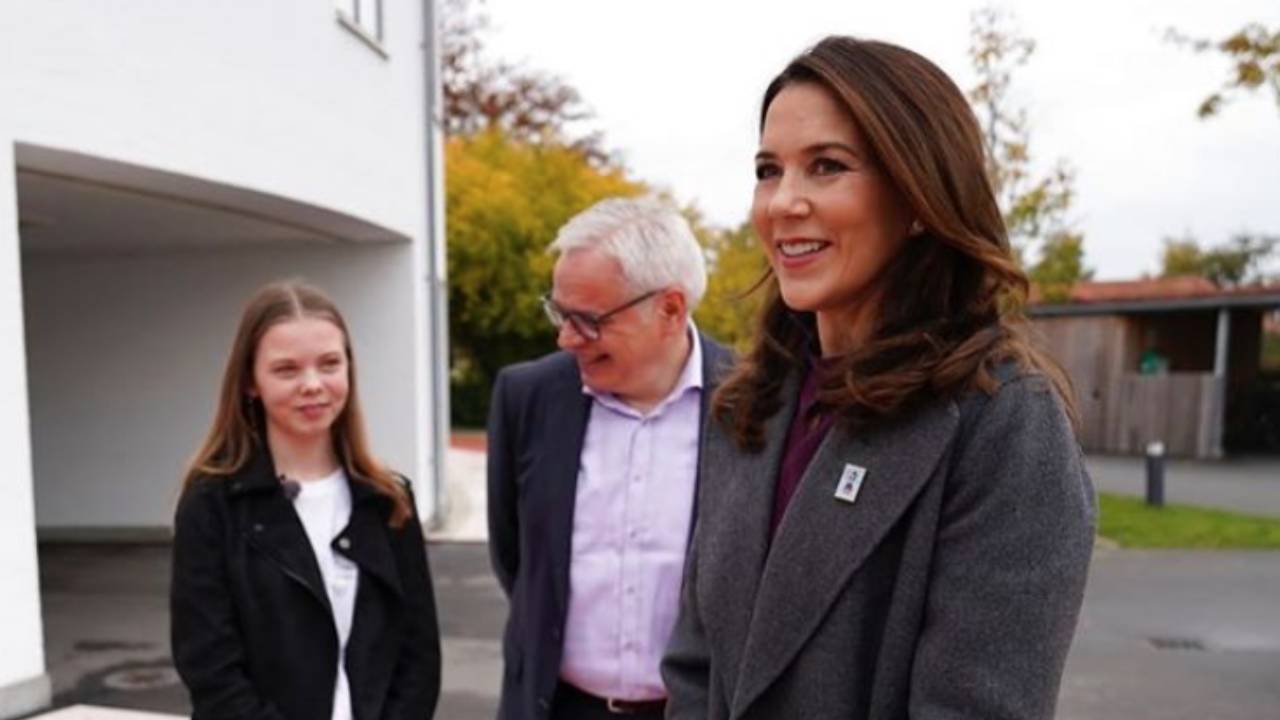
[249,316,350,447]
[752,82,913,323]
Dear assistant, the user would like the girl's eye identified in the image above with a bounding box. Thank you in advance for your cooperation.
[812,157,849,175]
[754,162,781,181]
[273,366,298,377]
[321,358,343,370]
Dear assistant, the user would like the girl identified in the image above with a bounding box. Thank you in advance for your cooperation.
[171,280,441,720]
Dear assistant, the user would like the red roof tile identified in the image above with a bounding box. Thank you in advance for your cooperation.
[1033,276,1280,305]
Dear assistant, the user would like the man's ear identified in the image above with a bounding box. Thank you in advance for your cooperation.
[659,288,688,326]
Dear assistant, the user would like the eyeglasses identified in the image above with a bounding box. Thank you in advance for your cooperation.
[541,290,660,341]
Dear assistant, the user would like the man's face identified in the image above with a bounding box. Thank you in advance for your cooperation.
[551,248,675,405]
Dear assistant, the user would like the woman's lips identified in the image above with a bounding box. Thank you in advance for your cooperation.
[776,239,831,268]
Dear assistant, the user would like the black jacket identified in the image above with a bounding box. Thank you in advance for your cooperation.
[170,448,441,720]
[486,335,734,720]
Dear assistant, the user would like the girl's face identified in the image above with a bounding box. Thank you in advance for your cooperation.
[249,316,350,447]
[751,82,912,324]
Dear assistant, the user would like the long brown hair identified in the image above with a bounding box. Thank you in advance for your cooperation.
[183,280,412,527]
[715,36,1075,451]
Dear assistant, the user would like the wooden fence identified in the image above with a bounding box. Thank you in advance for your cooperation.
[1077,372,1224,458]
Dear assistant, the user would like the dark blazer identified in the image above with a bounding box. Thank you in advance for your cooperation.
[487,333,733,720]
[171,448,442,720]
[662,370,1096,720]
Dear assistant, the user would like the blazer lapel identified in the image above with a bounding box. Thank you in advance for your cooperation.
[543,366,593,617]
[697,372,800,706]
[731,398,960,716]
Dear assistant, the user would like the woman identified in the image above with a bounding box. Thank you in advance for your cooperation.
[662,37,1095,719]
[171,280,441,720]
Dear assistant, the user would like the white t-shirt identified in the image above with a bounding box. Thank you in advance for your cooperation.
[291,468,358,720]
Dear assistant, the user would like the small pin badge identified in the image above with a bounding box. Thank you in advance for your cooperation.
[834,463,867,504]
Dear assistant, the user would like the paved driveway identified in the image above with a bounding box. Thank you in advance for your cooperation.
[32,543,1280,720]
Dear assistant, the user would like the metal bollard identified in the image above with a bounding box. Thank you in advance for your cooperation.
[1145,441,1165,508]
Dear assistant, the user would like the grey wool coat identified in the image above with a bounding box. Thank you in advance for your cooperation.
[661,370,1096,720]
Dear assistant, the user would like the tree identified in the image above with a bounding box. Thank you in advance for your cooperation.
[693,221,768,352]
[1159,233,1278,287]
[967,6,1089,287]
[445,128,646,424]
[441,0,605,161]
[1167,23,1280,119]
[1029,232,1093,302]
[441,0,638,424]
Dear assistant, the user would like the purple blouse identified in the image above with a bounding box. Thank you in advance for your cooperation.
[769,360,838,537]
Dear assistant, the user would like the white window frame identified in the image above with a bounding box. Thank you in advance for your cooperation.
[336,0,388,58]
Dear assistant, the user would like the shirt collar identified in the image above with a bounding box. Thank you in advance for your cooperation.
[584,321,704,417]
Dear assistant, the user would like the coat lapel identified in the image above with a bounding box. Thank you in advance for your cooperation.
[235,450,331,612]
[544,365,593,616]
[697,373,801,707]
[690,335,734,534]
[340,481,403,598]
[731,397,960,716]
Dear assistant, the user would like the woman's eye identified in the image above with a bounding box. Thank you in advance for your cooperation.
[754,163,780,181]
[273,366,298,377]
[321,358,343,371]
[812,157,849,175]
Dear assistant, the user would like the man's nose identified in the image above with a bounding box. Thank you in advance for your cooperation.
[556,320,588,350]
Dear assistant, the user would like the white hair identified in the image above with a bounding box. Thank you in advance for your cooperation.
[549,196,707,310]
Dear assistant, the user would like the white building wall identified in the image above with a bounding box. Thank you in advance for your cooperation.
[2,0,440,528]
[22,243,423,532]
[0,1,440,713]
[0,144,52,715]
[4,0,430,240]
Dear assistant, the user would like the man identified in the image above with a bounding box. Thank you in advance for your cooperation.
[487,197,733,720]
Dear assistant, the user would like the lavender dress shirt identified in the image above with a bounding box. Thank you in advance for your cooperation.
[559,328,704,701]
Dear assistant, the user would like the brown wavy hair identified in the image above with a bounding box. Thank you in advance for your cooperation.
[715,36,1075,451]
[182,280,412,527]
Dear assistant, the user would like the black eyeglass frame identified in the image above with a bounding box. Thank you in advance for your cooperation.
[541,289,661,341]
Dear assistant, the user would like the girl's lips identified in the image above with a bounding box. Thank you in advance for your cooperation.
[297,403,330,419]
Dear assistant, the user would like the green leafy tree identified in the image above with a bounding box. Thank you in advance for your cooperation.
[693,221,768,352]
[1160,235,1206,278]
[445,128,645,424]
[441,0,636,423]
[1168,23,1280,119]
[1159,233,1278,287]
[967,6,1088,288]
[1029,232,1093,302]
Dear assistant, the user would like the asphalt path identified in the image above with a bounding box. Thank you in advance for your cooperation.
[29,541,1280,720]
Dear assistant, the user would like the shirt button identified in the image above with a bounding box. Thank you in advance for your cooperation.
[626,586,636,595]
[337,537,351,550]
[538,697,551,711]
[252,523,264,533]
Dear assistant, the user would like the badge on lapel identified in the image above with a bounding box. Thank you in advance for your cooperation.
[834,463,867,504]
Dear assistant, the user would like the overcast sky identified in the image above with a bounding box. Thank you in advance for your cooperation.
[480,0,1279,280]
